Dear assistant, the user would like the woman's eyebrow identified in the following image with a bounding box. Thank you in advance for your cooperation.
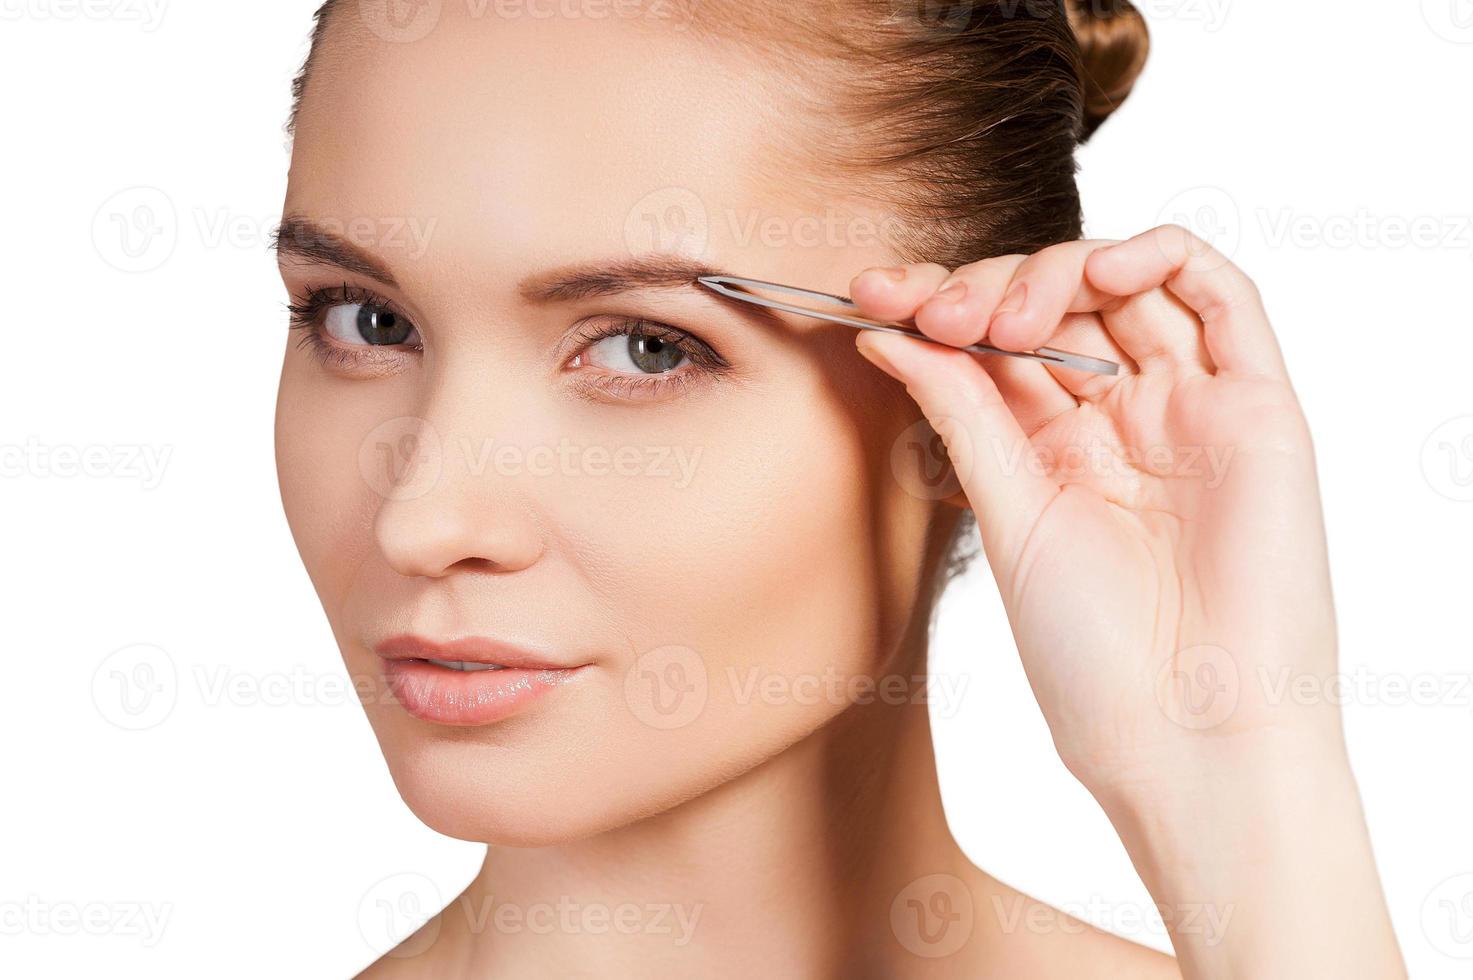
[270,215,399,289]
[270,215,731,303]
[518,255,727,303]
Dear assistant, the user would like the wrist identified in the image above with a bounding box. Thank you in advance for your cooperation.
[1085,721,1353,828]
[1099,731,1358,886]
[1092,732,1403,978]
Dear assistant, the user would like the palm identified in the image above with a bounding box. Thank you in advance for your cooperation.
[849,227,1341,791]
[992,366,1334,778]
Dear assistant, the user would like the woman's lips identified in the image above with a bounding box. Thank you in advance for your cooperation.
[375,635,588,726]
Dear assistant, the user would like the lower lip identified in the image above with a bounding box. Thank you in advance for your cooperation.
[381,660,585,726]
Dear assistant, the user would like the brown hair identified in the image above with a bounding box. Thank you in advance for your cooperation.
[672,0,1150,268]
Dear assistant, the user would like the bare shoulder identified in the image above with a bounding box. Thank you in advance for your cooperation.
[972,873,1182,979]
[352,914,456,979]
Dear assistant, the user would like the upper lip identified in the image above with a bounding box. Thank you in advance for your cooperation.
[374,634,581,671]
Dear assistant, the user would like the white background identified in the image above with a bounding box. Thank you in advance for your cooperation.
[2,2,1470,977]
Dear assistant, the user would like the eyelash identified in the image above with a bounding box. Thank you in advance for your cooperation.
[562,317,730,402]
[285,283,730,399]
[286,282,420,375]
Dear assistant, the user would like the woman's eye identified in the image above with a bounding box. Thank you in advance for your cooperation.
[582,326,689,375]
[562,318,729,402]
[322,301,418,346]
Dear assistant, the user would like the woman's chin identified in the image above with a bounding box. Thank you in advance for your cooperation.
[386,765,621,847]
[370,733,669,848]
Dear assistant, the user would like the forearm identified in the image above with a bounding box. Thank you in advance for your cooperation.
[1096,732,1405,979]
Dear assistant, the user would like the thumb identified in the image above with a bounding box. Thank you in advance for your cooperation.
[855,331,1058,571]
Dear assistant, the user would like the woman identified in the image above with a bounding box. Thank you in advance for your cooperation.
[273,0,1405,975]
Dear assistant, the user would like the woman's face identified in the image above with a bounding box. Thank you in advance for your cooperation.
[275,7,946,844]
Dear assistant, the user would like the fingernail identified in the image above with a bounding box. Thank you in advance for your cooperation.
[934,279,967,302]
[996,282,1027,316]
[857,267,905,291]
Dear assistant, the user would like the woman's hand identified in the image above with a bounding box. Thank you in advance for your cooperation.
[851,225,1330,795]
[849,225,1404,978]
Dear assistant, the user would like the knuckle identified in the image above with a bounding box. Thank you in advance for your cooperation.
[1159,222,1198,247]
[946,254,1024,283]
[1154,223,1213,265]
[909,262,954,281]
[1203,277,1262,319]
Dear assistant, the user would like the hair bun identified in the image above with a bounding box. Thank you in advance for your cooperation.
[1065,0,1150,141]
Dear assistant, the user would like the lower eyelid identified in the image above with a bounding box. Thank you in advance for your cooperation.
[566,366,707,404]
[561,325,732,404]
[291,323,419,378]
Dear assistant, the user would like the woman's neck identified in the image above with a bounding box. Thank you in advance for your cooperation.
[429,687,982,977]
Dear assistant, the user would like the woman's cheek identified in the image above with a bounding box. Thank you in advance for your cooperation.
[274,362,410,612]
[549,388,908,710]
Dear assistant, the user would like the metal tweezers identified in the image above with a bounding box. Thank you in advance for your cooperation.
[696,275,1119,376]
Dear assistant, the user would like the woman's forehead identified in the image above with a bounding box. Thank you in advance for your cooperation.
[291,13,785,214]
[285,16,899,303]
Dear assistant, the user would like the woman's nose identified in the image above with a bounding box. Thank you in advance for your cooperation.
[369,413,545,579]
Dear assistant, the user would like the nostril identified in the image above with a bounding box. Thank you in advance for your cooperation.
[373,493,545,579]
[448,556,502,574]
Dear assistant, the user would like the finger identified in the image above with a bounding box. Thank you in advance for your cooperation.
[1096,287,1215,376]
[982,353,1079,435]
[983,239,1212,376]
[1037,312,1138,401]
[848,263,953,323]
[983,240,1122,351]
[1085,225,1288,379]
[911,254,1027,347]
[854,330,1059,570]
